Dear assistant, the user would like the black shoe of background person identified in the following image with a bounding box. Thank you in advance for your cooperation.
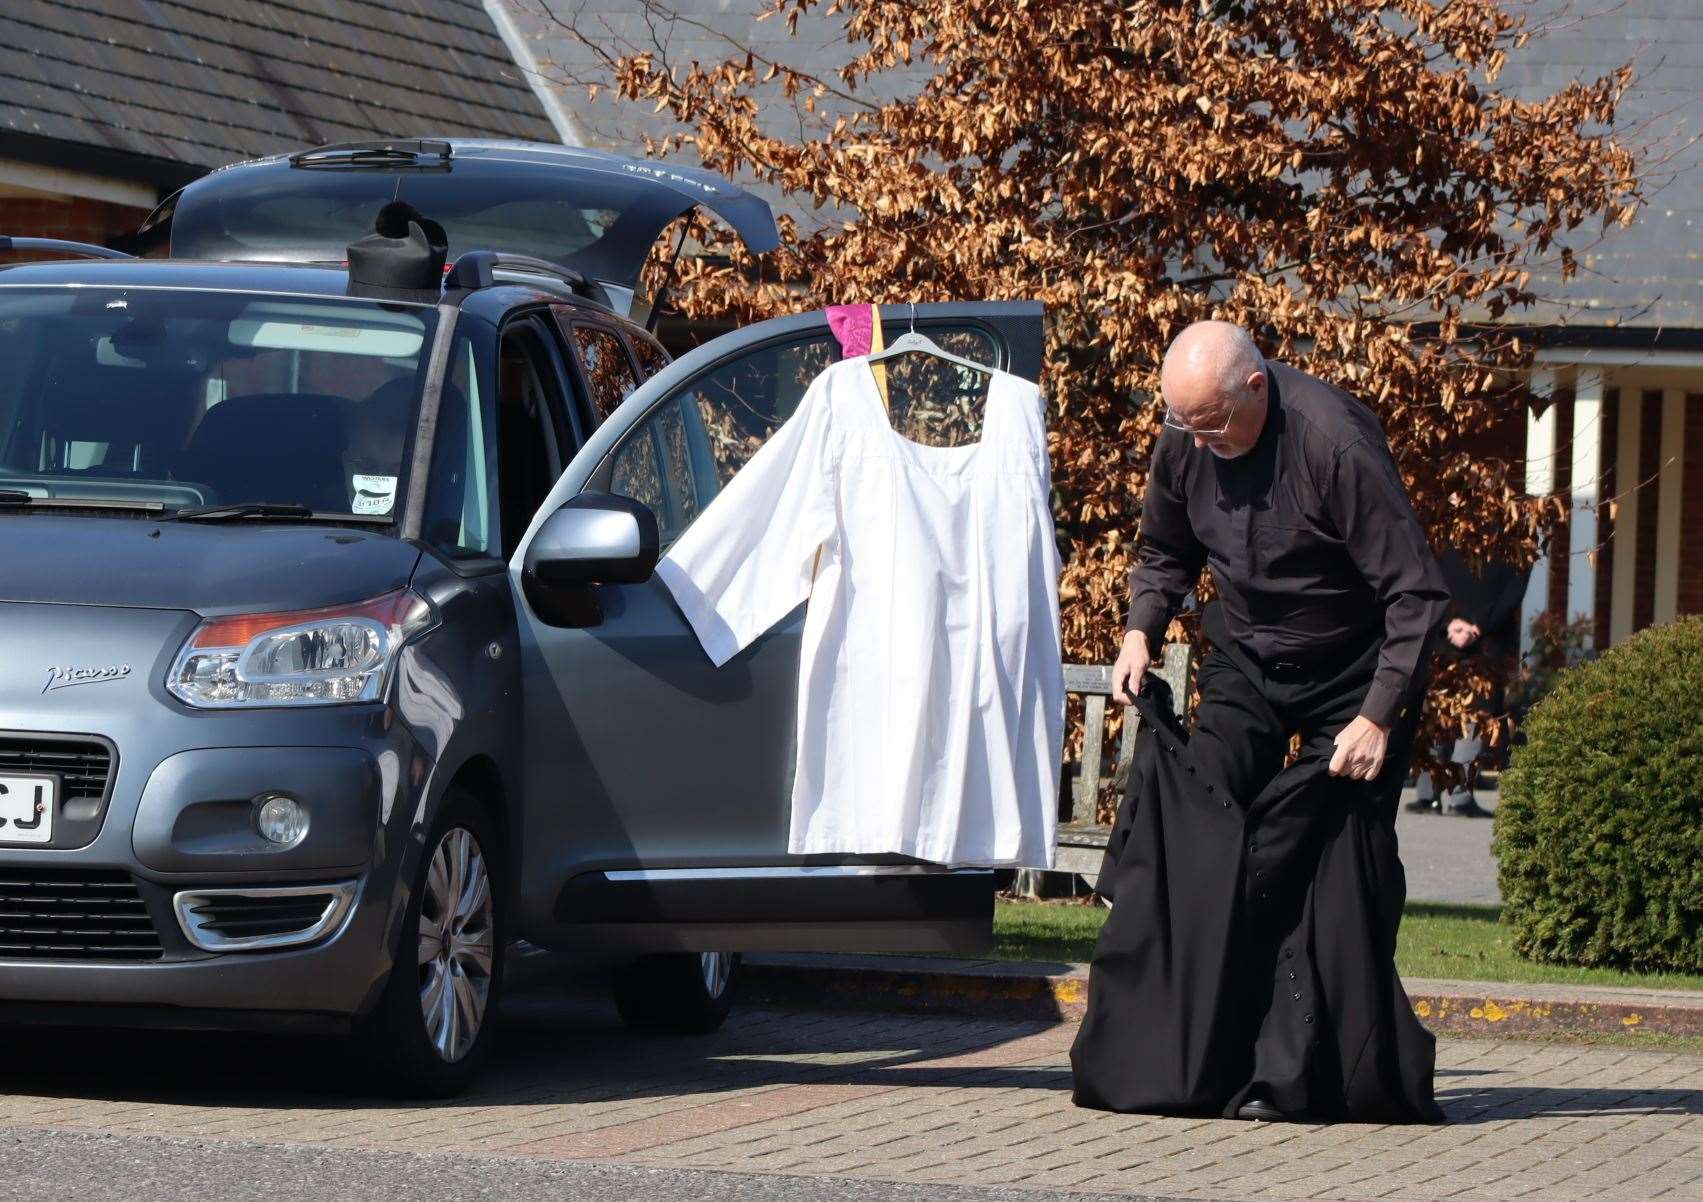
[1404,795,1441,815]
[1446,796,1492,819]
[1236,1096,1301,1122]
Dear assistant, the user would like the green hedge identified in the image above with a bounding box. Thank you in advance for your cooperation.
[1494,616,1703,974]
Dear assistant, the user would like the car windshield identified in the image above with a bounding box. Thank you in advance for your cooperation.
[0,286,437,520]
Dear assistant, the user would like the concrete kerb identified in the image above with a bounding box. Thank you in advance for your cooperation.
[739,952,1703,1038]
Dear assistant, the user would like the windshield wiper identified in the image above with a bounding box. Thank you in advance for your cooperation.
[0,491,166,515]
[167,502,391,525]
[168,502,315,522]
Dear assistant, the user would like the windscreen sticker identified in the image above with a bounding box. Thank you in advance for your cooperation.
[352,474,398,515]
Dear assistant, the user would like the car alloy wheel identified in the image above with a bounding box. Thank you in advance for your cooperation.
[417,826,495,1063]
[700,950,732,998]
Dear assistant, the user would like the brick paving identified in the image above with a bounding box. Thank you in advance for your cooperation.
[0,991,1697,1201]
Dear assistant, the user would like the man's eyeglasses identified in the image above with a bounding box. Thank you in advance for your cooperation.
[1162,389,1243,437]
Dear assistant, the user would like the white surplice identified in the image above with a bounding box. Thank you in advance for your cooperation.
[654,356,1063,868]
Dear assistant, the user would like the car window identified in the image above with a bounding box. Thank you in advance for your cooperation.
[606,333,829,548]
[628,331,669,379]
[877,327,999,449]
[495,320,570,559]
[604,324,996,547]
[0,286,435,517]
[610,422,665,525]
[564,321,639,424]
[421,337,497,559]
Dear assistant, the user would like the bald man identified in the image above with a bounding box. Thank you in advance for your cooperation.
[1081,322,1449,1122]
[1116,322,1447,783]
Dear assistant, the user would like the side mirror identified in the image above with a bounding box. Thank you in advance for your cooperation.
[524,492,660,586]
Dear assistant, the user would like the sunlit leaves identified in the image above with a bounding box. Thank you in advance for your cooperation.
[558,0,1641,791]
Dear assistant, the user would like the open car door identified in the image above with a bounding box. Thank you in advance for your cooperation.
[511,302,1046,955]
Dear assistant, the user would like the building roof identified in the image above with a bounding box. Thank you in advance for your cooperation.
[509,0,1703,336]
[1,0,560,189]
[1499,0,1703,335]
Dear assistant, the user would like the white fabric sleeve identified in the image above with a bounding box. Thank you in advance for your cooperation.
[653,377,838,666]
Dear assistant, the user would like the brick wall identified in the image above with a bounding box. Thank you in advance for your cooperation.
[0,194,151,262]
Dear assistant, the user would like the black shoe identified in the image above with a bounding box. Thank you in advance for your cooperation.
[1446,797,1492,818]
[1404,796,1440,815]
[1236,1097,1293,1122]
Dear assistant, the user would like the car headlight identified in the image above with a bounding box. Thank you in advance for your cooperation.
[167,589,436,708]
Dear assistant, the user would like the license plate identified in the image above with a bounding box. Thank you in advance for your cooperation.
[0,774,55,845]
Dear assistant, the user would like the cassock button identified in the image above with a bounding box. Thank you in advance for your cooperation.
[1303,1013,1314,1024]
[1287,971,1296,980]
[1292,991,1302,1001]
[1248,841,1258,853]
[1284,949,1294,959]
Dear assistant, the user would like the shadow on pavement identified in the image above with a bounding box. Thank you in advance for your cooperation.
[1438,1086,1703,1122]
[0,983,1070,1111]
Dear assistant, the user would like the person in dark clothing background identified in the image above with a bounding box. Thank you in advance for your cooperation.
[1071,321,1450,1124]
[1437,549,1526,664]
[1409,550,1530,816]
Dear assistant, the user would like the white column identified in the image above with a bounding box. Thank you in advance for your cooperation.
[1610,389,1643,644]
[1567,369,1604,644]
[1653,388,1688,624]
[1520,370,1560,659]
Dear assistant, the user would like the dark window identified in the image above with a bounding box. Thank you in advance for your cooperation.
[565,322,640,423]
[494,320,570,559]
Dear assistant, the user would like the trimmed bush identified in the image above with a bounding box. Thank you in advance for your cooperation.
[1494,616,1703,974]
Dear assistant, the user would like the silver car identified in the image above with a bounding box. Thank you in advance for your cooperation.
[0,140,1045,1094]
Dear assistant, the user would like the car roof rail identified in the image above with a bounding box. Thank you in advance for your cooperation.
[0,237,134,261]
[445,250,614,310]
[288,139,453,168]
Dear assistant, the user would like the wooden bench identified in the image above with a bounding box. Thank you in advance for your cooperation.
[1051,645,1195,879]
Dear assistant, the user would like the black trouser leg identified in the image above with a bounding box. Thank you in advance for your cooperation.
[1188,647,1289,810]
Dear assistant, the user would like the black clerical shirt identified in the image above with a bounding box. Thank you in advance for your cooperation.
[1125,361,1449,727]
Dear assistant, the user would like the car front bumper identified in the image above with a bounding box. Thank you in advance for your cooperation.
[0,660,434,1026]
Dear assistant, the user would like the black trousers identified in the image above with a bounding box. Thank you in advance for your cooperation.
[1191,601,1422,824]
[1070,604,1441,1122]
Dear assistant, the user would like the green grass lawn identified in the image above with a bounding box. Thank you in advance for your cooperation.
[990,898,1703,992]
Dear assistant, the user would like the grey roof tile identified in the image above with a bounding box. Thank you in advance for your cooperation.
[5,0,557,173]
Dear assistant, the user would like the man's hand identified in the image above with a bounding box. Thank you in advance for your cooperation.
[1111,630,1152,704]
[1330,715,1390,781]
[1446,618,1481,650]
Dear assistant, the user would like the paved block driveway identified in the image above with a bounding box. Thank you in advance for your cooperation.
[0,985,1697,1202]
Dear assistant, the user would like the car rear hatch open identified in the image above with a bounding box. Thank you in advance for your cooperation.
[155,140,780,306]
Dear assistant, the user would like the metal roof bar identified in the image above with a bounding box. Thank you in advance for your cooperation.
[0,237,133,261]
[444,250,612,310]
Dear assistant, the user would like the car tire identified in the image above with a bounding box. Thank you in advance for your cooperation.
[612,951,740,1034]
[357,786,504,1097]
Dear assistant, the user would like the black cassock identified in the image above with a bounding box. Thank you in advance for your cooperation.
[1069,631,1443,1124]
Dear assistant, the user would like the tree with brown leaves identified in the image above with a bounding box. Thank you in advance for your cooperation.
[540,0,1641,809]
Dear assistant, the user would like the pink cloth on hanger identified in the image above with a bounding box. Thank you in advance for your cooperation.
[825,304,874,358]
